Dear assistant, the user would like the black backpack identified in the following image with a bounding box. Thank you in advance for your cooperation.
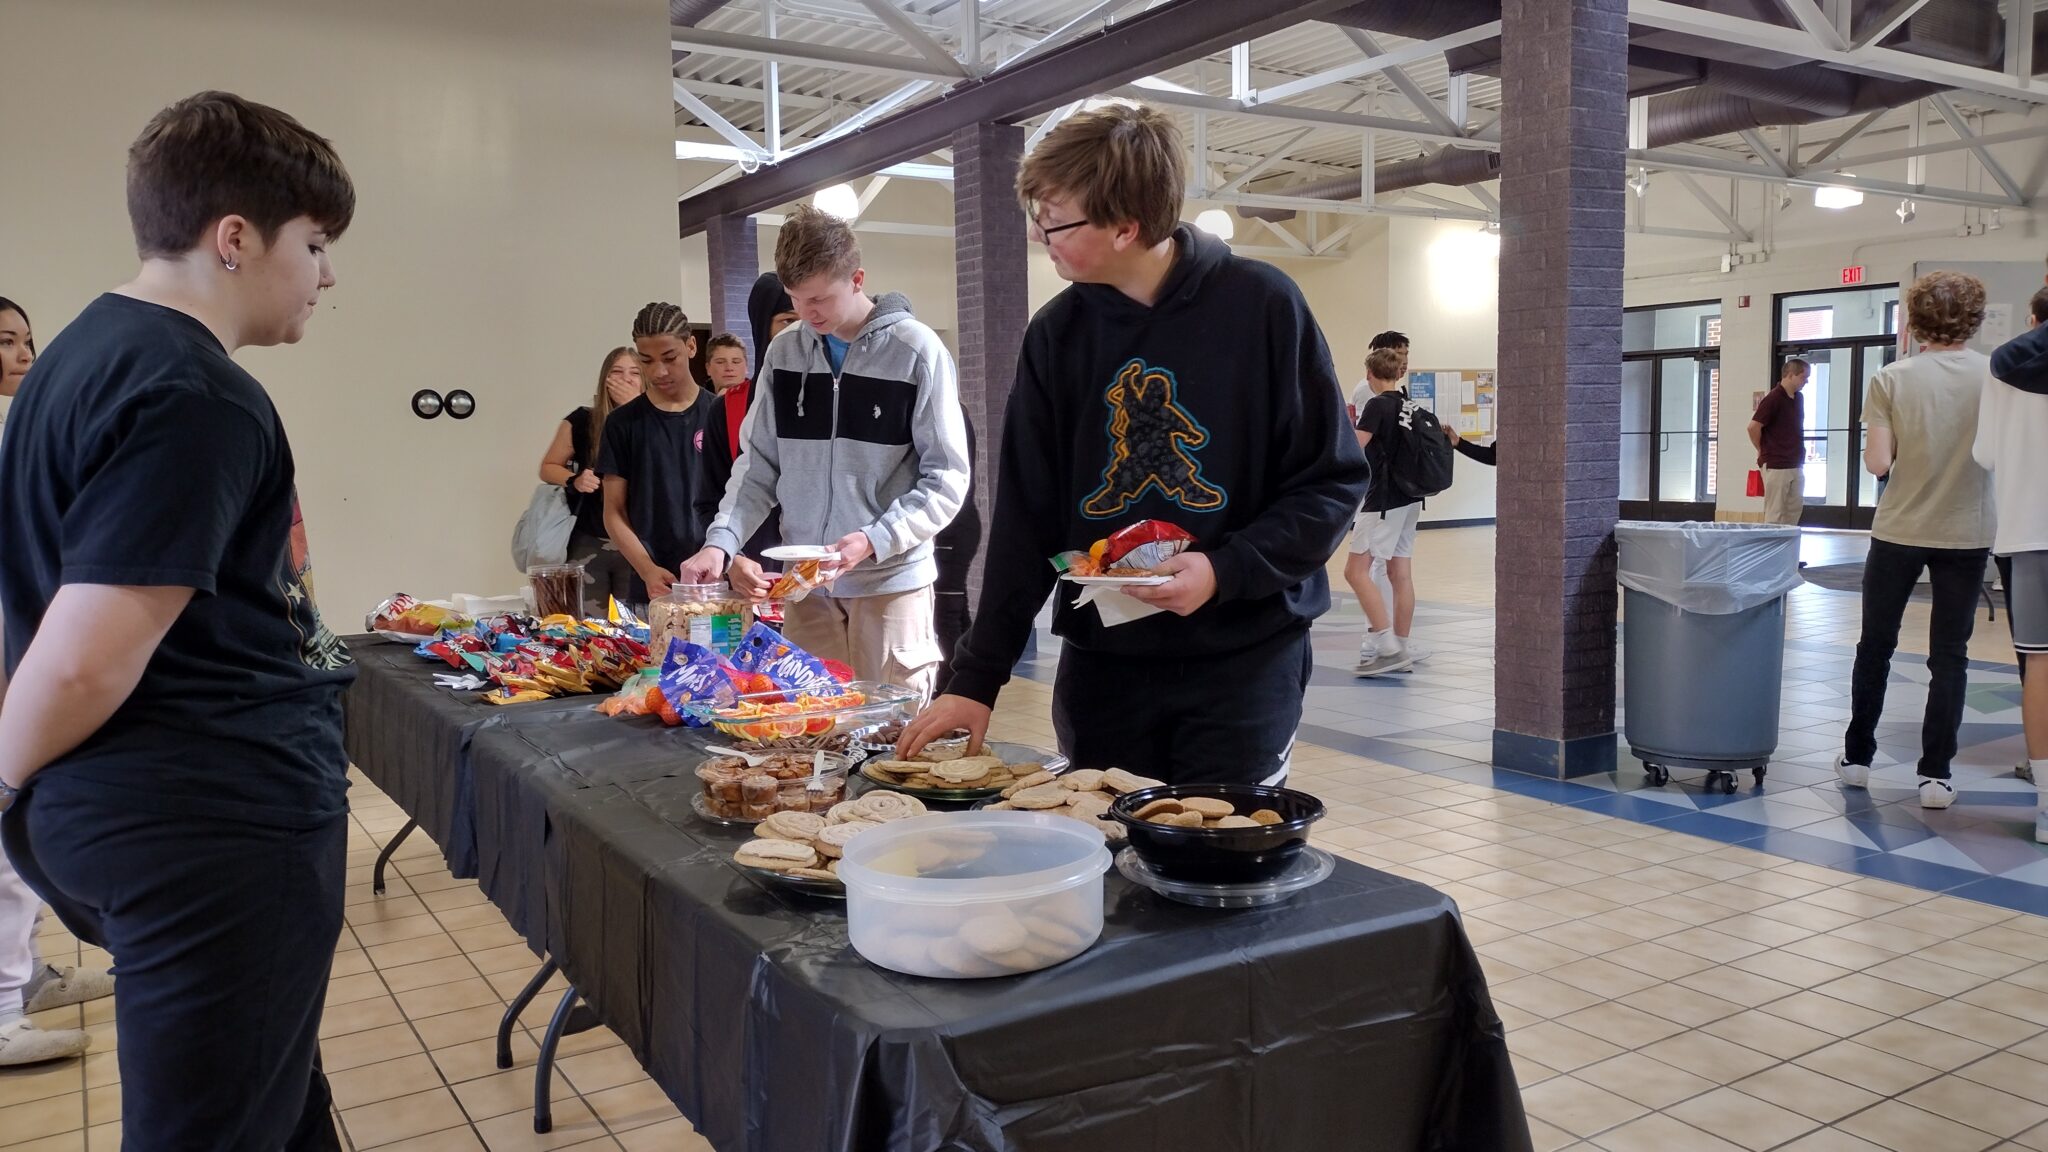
[1385,397,1456,500]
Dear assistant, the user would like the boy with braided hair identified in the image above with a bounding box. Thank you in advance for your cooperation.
[599,302,718,604]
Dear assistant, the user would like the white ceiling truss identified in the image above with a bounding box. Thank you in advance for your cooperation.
[670,0,2048,256]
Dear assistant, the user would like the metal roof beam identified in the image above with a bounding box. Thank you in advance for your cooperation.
[1804,120,2048,171]
[1853,0,1934,51]
[673,80,766,156]
[1672,171,1753,241]
[1801,107,1887,168]
[1776,0,1848,51]
[1629,0,2048,105]
[1195,189,1491,221]
[1928,93,2026,204]
[1339,28,1463,137]
[850,0,969,77]
[677,0,1370,234]
[670,26,960,82]
[1630,145,2022,208]
[1253,21,1502,106]
[1114,86,1484,151]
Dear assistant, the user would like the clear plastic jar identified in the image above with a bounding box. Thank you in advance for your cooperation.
[648,581,754,660]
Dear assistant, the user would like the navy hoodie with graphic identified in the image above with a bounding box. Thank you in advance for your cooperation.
[944,225,1370,707]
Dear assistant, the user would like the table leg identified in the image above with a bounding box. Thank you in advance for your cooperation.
[498,959,558,1069]
[534,984,581,1134]
[371,818,418,896]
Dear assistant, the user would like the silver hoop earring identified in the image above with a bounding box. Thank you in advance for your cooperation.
[221,256,237,271]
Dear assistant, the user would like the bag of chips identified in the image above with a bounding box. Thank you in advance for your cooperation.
[729,622,839,698]
[655,640,745,726]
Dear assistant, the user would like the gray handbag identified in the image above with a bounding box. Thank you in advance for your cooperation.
[510,483,576,571]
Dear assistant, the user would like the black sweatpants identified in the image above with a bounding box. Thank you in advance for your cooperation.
[1844,538,1988,779]
[1,780,346,1152]
[1051,625,1313,787]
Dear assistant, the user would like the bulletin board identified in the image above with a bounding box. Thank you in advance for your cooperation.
[1407,369,1496,437]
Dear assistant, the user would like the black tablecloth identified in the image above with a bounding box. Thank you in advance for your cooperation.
[345,640,1532,1152]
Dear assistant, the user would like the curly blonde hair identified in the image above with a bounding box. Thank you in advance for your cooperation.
[1905,271,1986,346]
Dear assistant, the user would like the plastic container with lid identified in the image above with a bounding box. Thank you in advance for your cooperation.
[649,581,754,659]
[837,812,1111,979]
[525,563,587,619]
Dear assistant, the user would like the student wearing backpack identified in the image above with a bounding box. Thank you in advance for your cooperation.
[1351,347,1456,676]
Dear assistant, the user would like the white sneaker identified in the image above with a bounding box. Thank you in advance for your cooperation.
[22,965,113,1014]
[1918,778,1957,810]
[1834,756,1870,790]
[1354,647,1415,677]
[0,1019,90,1066]
[1399,638,1431,665]
[2019,761,2035,785]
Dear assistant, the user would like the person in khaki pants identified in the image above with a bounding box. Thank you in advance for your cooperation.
[680,206,970,698]
[1748,357,1810,525]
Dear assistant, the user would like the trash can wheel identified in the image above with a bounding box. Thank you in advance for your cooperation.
[1705,770,1740,795]
[1753,766,1767,786]
[1645,764,1671,786]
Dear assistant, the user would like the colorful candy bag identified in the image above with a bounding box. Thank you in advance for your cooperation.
[655,639,746,727]
[1051,520,1195,577]
[729,622,842,697]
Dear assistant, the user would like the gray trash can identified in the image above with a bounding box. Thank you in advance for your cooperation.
[1616,522,1803,794]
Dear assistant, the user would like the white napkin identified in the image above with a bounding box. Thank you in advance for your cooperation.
[1071,584,1164,627]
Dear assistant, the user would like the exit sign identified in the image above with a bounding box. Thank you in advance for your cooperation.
[1841,265,1866,285]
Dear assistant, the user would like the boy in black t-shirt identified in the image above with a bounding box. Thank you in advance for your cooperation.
[1350,348,1425,676]
[600,302,719,605]
[897,105,1367,785]
[0,92,356,1149]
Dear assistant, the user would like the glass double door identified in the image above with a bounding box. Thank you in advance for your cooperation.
[1621,353,1718,521]
[1774,339,1896,529]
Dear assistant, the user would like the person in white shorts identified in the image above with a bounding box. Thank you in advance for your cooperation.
[1983,284,2048,842]
[1349,346,1424,676]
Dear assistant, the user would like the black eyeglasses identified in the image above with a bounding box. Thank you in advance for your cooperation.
[1032,218,1089,243]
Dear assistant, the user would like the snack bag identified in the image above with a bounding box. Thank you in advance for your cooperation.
[656,639,745,726]
[1098,520,1194,573]
[729,622,839,697]
[764,559,827,604]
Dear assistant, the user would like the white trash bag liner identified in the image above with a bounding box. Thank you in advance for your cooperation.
[1615,521,1803,615]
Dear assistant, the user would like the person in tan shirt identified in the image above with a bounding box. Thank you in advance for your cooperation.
[1836,272,1996,809]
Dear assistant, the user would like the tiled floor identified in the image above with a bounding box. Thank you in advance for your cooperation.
[3,526,2044,1151]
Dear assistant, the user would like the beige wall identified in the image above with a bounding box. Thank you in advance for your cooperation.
[1384,217,1499,524]
[3,0,679,619]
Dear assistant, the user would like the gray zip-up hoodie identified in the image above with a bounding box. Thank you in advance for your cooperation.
[704,292,970,598]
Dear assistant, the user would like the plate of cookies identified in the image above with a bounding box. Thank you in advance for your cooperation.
[858,741,1069,802]
[728,791,932,896]
[977,767,1166,843]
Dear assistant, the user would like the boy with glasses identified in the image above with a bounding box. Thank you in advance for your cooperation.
[898,104,1368,785]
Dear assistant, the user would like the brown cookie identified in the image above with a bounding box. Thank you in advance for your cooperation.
[1212,815,1261,829]
[1248,809,1285,826]
[1009,783,1070,810]
[756,811,826,841]
[1059,769,1107,793]
[735,839,819,872]
[1132,799,1185,821]
[1101,768,1165,794]
[1179,796,1236,819]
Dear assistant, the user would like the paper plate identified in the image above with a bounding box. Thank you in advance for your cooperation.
[763,545,842,562]
[1062,575,1171,587]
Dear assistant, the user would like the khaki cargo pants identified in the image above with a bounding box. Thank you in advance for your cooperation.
[781,584,944,700]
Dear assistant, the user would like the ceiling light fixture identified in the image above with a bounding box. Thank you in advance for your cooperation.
[812,182,860,220]
[1193,208,1235,240]
[1814,183,1863,210]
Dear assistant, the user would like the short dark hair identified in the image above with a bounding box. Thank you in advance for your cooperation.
[1369,331,1409,351]
[1783,357,1810,375]
[706,333,746,356]
[2030,286,2048,326]
[632,302,691,340]
[126,91,354,259]
[0,297,31,354]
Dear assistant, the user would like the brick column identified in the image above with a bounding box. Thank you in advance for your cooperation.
[705,213,759,361]
[952,121,1029,603]
[1492,0,1627,778]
